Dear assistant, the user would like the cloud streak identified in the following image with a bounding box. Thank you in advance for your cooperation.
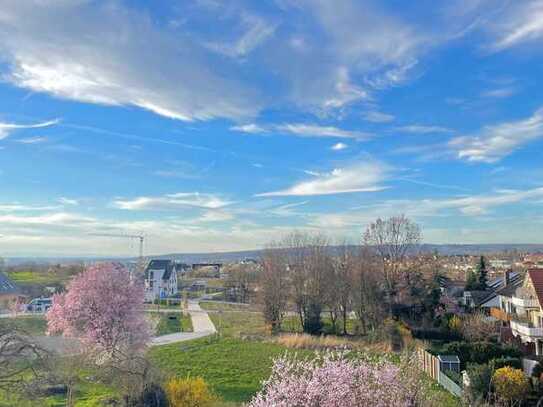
[0,119,59,140]
[0,2,258,122]
[257,161,389,196]
[449,107,543,162]
[113,192,232,210]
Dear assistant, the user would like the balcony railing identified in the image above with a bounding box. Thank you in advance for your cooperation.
[510,320,543,338]
[511,296,540,308]
[490,307,510,321]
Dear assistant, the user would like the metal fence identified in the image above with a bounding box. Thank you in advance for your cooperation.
[438,371,463,398]
[418,348,463,398]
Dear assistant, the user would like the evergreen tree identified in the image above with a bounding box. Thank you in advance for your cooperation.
[477,256,488,290]
[465,270,478,290]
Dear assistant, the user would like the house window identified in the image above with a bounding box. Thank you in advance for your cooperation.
[149,271,154,280]
[149,281,154,288]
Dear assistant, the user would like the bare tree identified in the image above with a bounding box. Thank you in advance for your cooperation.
[0,325,49,397]
[330,242,355,336]
[351,248,385,334]
[259,244,290,334]
[224,263,259,303]
[282,232,332,335]
[363,215,421,306]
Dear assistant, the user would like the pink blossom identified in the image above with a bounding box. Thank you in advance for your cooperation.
[46,262,150,353]
[248,352,423,407]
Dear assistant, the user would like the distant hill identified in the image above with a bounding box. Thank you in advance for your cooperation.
[5,244,543,265]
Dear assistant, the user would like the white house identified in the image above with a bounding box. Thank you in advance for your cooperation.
[144,260,178,302]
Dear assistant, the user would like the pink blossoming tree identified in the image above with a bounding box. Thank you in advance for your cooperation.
[46,263,149,355]
[248,352,427,407]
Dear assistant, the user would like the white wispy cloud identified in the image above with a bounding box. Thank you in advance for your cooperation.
[0,212,95,226]
[489,1,543,51]
[113,192,232,210]
[231,122,371,140]
[0,203,61,212]
[58,197,79,206]
[257,161,389,196]
[153,170,198,180]
[481,87,516,99]
[16,136,49,144]
[363,111,395,123]
[230,123,266,134]
[277,123,371,140]
[270,0,428,112]
[331,142,348,151]
[0,2,258,122]
[449,107,543,162]
[0,119,59,140]
[310,186,543,228]
[395,125,453,134]
[206,12,276,57]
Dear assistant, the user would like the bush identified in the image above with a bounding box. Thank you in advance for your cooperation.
[465,363,493,404]
[444,369,462,385]
[125,384,167,407]
[493,366,530,404]
[247,352,426,407]
[431,341,522,369]
[165,377,217,407]
[411,327,461,341]
[490,357,522,370]
[532,361,543,379]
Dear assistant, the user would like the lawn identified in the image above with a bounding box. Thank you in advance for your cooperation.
[200,301,258,312]
[153,312,193,335]
[0,315,47,335]
[210,310,268,338]
[149,336,302,403]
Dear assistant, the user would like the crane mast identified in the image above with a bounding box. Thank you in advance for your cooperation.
[89,233,146,276]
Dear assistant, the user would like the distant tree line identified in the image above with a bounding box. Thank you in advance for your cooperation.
[258,215,443,335]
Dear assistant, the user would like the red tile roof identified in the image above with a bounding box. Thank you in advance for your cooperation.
[528,269,543,307]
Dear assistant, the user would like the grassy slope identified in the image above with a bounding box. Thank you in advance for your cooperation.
[0,301,460,406]
[150,336,294,403]
[153,312,193,335]
[0,315,47,335]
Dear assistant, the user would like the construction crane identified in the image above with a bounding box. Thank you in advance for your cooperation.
[89,232,146,274]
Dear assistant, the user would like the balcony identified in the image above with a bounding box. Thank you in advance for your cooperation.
[490,307,511,322]
[510,320,543,338]
[511,296,540,308]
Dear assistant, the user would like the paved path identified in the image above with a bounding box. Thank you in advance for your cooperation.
[149,300,216,347]
[2,299,217,351]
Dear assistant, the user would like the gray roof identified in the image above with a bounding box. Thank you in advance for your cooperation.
[0,272,19,295]
[145,260,174,280]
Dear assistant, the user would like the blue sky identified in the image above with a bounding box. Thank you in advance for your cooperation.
[1,0,543,256]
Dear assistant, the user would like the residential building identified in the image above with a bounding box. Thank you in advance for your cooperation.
[144,260,178,302]
[494,269,543,356]
[0,272,22,310]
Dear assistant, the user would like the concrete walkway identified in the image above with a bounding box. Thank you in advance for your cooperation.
[149,300,216,347]
[2,299,217,350]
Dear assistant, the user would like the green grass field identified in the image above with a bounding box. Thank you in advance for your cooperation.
[0,301,460,406]
[153,312,193,335]
[210,310,268,338]
[150,336,300,403]
[200,301,257,312]
[0,315,47,335]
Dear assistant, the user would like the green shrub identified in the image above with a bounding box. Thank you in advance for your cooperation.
[465,363,493,404]
[490,357,522,370]
[165,377,217,407]
[444,369,462,385]
[431,341,522,369]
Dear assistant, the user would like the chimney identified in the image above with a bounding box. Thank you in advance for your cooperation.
[504,270,511,287]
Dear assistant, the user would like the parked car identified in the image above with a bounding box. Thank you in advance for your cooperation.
[26,298,52,312]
